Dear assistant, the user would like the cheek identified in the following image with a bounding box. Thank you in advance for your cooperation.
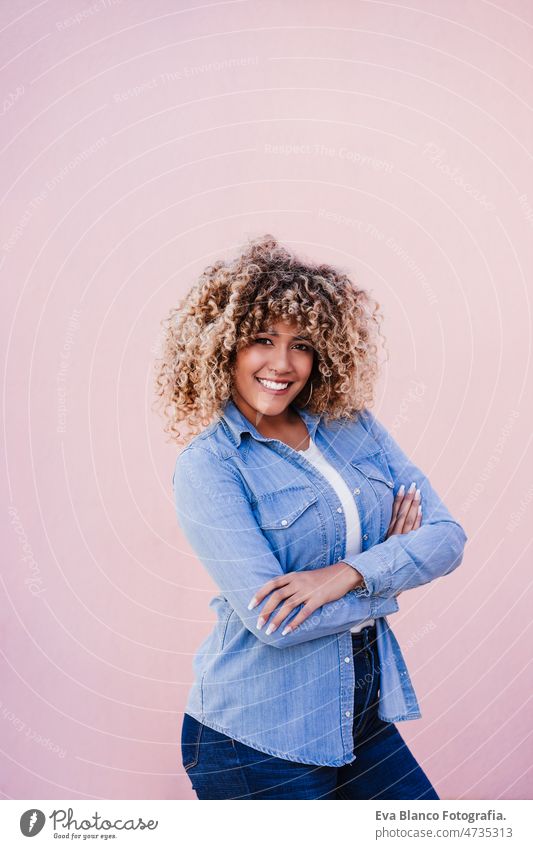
[297,355,314,380]
[304,357,314,376]
[235,349,264,378]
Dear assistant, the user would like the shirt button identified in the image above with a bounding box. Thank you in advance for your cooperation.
[345,710,351,717]
[336,506,343,513]
[353,488,360,495]
[281,519,288,526]
[344,656,351,663]
[363,533,369,540]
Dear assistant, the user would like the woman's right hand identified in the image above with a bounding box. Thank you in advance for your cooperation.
[386,482,422,539]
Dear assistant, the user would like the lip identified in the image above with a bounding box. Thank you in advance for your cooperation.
[255,376,294,395]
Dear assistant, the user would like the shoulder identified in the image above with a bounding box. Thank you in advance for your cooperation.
[321,405,382,443]
[172,427,245,502]
[353,406,377,431]
[351,407,389,444]
[325,406,400,464]
[181,411,240,456]
[173,414,234,468]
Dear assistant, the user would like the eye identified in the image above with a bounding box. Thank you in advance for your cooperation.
[253,337,312,352]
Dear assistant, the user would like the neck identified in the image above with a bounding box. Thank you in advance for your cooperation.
[231,393,298,437]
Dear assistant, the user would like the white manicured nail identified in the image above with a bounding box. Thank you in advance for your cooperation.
[281,626,292,636]
[256,617,265,630]
[418,505,422,514]
[248,597,258,610]
[415,488,421,501]
[408,482,416,493]
[398,484,405,496]
[265,623,277,635]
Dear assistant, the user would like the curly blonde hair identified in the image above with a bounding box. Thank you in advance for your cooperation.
[153,234,385,445]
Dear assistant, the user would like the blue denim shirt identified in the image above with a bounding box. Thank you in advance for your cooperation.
[172,399,468,767]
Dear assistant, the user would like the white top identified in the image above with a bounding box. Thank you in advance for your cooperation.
[298,438,375,634]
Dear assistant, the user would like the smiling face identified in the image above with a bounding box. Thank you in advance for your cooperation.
[231,317,315,427]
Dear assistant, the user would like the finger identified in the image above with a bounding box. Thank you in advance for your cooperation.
[255,586,295,630]
[413,505,422,530]
[248,575,288,610]
[391,492,414,535]
[395,482,418,533]
[386,510,403,537]
[280,601,319,636]
[387,486,411,535]
[403,488,421,531]
[390,484,406,523]
[263,595,305,635]
[386,488,422,537]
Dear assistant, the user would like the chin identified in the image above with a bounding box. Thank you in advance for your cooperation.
[253,391,293,410]
[254,395,290,409]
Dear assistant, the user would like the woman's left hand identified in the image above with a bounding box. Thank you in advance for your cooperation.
[247,562,363,636]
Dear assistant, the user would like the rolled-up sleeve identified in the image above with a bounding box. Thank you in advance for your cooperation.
[172,445,399,648]
[342,409,468,598]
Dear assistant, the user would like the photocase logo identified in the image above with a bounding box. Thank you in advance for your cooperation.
[19,806,159,837]
[20,809,46,836]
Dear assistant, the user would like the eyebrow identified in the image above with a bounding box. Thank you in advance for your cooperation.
[258,329,311,341]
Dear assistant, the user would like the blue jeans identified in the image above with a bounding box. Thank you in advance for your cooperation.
[181,625,439,800]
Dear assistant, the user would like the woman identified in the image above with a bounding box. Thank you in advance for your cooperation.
[154,234,467,800]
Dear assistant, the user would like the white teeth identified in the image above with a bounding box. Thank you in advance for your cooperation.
[257,377,290,390]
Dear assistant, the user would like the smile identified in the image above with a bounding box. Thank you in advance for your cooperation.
[256,377,293,392]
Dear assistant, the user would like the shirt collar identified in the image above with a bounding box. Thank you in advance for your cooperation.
[220,397,322,448]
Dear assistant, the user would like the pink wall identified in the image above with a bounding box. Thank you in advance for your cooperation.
[1,0,532,800]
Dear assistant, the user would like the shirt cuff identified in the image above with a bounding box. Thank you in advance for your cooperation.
[369,593,399,618]
[342,548,394,597]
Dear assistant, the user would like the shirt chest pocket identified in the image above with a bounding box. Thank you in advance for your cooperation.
[350,451,395,541]
[251,484,326,571]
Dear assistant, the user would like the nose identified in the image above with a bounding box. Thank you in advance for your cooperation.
[268,344,292,374]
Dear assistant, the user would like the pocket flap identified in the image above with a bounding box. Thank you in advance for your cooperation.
[253,485,318,529]
[350,451,394,488]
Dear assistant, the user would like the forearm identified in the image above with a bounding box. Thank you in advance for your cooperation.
[342,521,467,598]
[332,560,367,592]
[174,447,400,652]
[259,590,399,648]
[345,408,468,598]
[338,558,401,598]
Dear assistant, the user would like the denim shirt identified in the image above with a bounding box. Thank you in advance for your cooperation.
[172,399,468,767]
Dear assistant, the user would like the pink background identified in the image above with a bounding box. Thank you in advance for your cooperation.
[1,0,532,800]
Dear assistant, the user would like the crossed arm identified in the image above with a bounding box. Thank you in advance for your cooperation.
[341,409,468,599]
[248,485,419,636]
[173,413,467,649]
[173,446,400,649]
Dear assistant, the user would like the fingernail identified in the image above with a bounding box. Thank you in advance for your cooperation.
[418,505,422,514]
[398,484,405,496]
[408,482,416,493]
[256,617,265,630]
[265,623,277,635]
[281,626,292,636]
[415,488,421,501]
[248,597,258,610]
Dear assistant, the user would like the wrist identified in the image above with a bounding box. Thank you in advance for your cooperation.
[336,560,365,591]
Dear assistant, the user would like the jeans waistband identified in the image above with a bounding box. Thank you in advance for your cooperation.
[350,623,377,650]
